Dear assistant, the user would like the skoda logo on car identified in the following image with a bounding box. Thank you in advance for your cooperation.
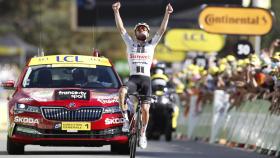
[69,102,76,108]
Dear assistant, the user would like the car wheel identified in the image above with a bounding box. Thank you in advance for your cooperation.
[7,136,25,155]
[111,143,129,155]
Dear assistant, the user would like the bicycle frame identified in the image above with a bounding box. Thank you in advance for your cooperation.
[128,94,156,158]
[129,95,143,158]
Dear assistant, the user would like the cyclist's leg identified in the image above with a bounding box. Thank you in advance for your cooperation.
[119,78,137,132]
[139,76,151,149]
[140,76,152,134]
[119,78,137,114]
[119,85,128,112]
[141,101,150,136]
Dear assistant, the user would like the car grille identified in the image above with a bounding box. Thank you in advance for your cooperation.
[41,107,103,121]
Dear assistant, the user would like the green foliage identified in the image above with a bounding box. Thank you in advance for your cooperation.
[262,0,280,50]
[0,0,126,58]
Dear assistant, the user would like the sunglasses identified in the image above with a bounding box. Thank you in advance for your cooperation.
[136,26,148,32]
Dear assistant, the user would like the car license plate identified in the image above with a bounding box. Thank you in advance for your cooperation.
[61,122,91,131]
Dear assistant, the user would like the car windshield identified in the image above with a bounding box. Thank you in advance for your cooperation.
[22,66,121,88]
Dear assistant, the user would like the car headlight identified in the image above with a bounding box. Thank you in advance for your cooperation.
[14,103,41,114]
[103,106,122,114]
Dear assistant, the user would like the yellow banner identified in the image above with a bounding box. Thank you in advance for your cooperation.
[0,46,22,56]
[62,122,91,131]
[165,29,225,52]
[155,44,186,62]
[29,55,111,66]
[199,7,273,35]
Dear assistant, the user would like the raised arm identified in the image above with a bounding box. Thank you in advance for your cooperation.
[157,3,173,36]
[269,39,280,57]
[112,2,126,35]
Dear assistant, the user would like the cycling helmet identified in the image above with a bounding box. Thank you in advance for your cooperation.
[156,62,166,69]
[154,62,167,74]
[134,22,150,32]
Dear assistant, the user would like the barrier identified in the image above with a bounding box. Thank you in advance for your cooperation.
[176,90,280,156]
[0,99,8,132]
[210,90,230,143]
[229,101,255,145]
[245,100,269,147]
[191,103,212,140]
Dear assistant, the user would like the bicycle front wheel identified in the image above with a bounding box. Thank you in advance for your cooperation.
[129,134,137,158]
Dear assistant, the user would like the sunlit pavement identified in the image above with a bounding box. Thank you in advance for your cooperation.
[0,131,270,158]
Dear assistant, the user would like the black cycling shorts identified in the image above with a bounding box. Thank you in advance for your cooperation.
[124,75,151,103]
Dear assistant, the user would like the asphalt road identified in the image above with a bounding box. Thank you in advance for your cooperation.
[0,132,270,158]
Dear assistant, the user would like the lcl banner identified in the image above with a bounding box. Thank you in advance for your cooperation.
[199,6,273,35]
[154,44,186,62]
[164,29,225,52]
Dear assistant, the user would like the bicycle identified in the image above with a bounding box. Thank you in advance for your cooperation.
[127,93,156,158]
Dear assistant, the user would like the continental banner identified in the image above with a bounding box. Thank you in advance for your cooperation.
[164,29,225,52]
[199,7,273,35]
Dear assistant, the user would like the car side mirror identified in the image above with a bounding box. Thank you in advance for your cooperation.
[1,80,15,90]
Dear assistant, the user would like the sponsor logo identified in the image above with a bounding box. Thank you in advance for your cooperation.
[56,55,83,63]
[105,118,125,125]
[14,116,39,124]
[97,98,118,104]
[205,14,265,26]
[198,7,273,35]
[31,90,53,101]
[69,102,76,108]
[129,54,151,60]
[18,98,34,102]
[54,123,61,129]
[56,90,89,100]
[96,95,119,104]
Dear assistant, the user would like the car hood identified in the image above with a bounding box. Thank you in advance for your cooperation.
[17,88,119,107]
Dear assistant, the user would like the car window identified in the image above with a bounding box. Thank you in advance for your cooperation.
[22,66,121,88]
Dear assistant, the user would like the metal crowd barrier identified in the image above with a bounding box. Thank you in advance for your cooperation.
[176,90,280,156]
[0,99,8,132]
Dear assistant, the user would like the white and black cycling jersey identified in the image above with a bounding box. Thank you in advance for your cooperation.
[121,32,162,77]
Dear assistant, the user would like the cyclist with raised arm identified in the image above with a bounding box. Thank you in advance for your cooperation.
[112,1,173,149]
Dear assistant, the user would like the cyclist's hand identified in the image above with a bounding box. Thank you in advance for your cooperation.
[166,3,173,14]
[112,1,121,11]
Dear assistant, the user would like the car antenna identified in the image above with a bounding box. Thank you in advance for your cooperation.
[38,0,44,57]
[91,1,97,55]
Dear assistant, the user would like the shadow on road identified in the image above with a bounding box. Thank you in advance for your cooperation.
[137,151,199,158]
[0,151,7,155]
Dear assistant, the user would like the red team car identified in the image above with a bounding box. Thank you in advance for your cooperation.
[2,54,129,154]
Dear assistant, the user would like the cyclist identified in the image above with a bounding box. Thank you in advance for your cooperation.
[112,1,173,149]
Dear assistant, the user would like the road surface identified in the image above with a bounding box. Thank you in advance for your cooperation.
[0,132,269,158]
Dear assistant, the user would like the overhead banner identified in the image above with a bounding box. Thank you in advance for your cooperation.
[0,46,22,56]
[164,29,225,52]
[154,44,186,62]
[199,7,273,35]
